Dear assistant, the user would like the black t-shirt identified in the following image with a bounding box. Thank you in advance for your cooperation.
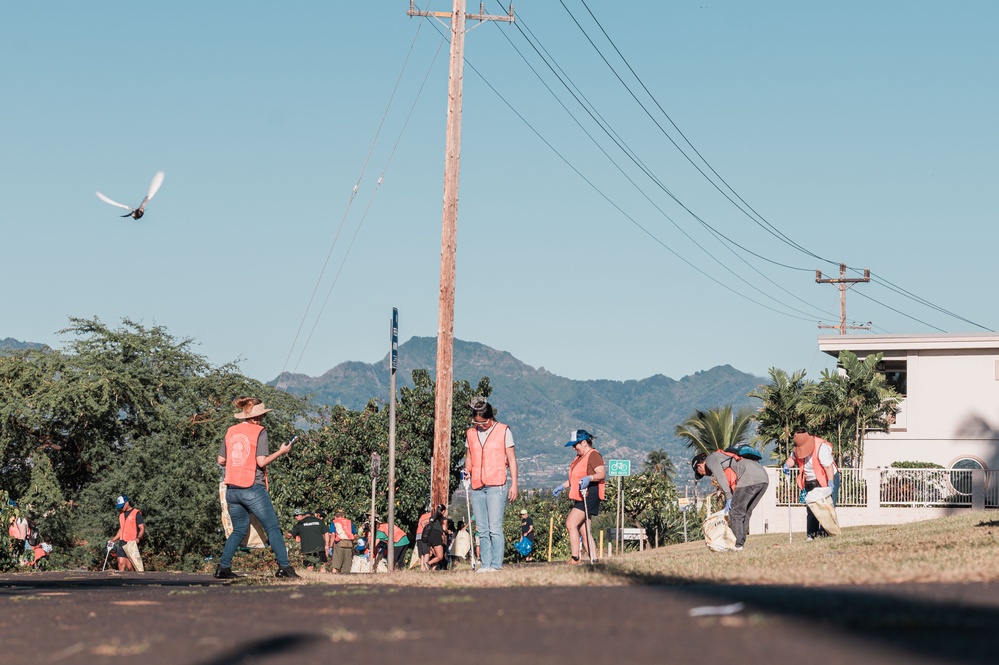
[521,516,534,541]
[291,516,328,554]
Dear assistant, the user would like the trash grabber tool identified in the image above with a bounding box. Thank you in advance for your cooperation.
[462,476,477,571]
[581,486,595,564]
[101,541,113,572]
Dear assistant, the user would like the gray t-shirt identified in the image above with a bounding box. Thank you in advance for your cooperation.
[219,429,269,486]
[705,450,769,499]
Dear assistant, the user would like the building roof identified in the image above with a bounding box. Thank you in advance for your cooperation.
[818,333,999,358]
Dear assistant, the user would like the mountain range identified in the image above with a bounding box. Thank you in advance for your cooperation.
[273,337,766,487]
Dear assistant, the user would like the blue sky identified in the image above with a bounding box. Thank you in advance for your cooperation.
[2,1,996,385]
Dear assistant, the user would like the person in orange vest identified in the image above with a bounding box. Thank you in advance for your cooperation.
[329,510,355,574]
[374,520,410,570]
[413,506,432,570]
[784,428,840,540]
[553,430,606,565]
[462,399,519,572]
[692,448,769,551]
[215,397,298,579]
[109,495,145,571]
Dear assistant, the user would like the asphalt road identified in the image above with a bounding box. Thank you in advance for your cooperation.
[1,571,997,664]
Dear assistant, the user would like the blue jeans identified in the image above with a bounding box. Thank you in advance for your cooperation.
[221,484,290,568]
[470,484,507,569]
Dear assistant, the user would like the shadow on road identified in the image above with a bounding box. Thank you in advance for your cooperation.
[608,569,997,665]
[193,634,324,665]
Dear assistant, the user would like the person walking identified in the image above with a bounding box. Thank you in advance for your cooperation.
[463,399,519,572]
[519,509,535,561]
[553,430,606,565]
[330,510,355,574]
[215,397,299,579]
[784,428,840,540]
[422,505,448,570]
[110,495,144,571]
[692,447,770,551]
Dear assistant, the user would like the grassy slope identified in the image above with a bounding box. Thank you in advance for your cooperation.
[277,511,999,588]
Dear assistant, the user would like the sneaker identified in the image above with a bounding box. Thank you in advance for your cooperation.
[275,566,300,579]
[806,536,814,542]
[734,546,744,551]
[567,557,583,566]
[475,567,496,573]
[213,565,238,580]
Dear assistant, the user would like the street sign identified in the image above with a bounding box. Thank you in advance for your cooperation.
[608,459,631,477]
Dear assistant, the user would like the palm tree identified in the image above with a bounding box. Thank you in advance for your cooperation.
[748,367,812,461]
[674,405,755,456]
[834,351,901,466]
[643,449,676,481]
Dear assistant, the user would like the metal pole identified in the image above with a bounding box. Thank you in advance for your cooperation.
[369,452,380,573]
[387,309,398,572]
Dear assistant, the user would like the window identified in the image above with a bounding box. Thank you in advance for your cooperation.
[949,457,985,496]
[878,359,907,397]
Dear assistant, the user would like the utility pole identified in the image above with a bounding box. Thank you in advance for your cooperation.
[407,1,514,509]
[816,263,871,334]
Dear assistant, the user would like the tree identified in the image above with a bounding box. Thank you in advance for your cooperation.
[674,405,755,455]
[827,351,900,466]
[748,367,812,461]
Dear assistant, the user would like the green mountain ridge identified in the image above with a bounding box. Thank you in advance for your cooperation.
[273,337,766,487]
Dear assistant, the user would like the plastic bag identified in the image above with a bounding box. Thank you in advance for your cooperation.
[703,510,737,552]
[804,488,841,536]
[122,540,144,572]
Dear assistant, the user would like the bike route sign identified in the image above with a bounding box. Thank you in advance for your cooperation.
[607,459,631,477]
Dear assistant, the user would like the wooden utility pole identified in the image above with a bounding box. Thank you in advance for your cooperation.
[407,1,514,509]
[816,263,871,334]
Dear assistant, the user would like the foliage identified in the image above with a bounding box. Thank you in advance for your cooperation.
[748,367,812,461]
[643,449,675,481]
[890,461,945,469]
[674,405,755,455]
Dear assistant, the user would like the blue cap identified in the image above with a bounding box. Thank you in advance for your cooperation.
[115,495,129,509]
[565,429,593,447]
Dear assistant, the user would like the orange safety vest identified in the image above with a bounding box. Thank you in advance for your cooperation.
[416,512,431,537]
[224,422,265,488]
[466,423,510,490]
[568,448,606,501]
[377,523,406,544]
[119,509,141,542]
[719,451,742,492]
[793,438,838,489]
[8,518,26,540]
[333,517,354,543]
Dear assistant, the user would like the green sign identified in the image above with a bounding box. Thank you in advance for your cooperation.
[608,459,631,477]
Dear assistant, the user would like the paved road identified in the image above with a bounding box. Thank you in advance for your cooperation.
[1,571,996,664]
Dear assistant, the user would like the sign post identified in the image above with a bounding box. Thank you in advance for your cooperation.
[387,308,398,571]
[607,460,631,555]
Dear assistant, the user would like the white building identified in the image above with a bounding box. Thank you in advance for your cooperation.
[817,333,999,473]
[748,333,999,536]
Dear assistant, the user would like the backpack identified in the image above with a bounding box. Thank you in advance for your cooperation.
[26,525,41,547]
[724,444,763,461]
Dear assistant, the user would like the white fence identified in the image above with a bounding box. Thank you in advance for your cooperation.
[754,467,998,535]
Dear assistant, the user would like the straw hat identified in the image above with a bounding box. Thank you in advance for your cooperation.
[234,402,273,419]
[792,431,815,458]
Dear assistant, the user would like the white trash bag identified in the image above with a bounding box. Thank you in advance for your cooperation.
[804,486,841,536]
[703,509,737,552]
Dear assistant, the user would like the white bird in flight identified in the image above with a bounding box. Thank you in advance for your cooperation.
[96,171,165,220]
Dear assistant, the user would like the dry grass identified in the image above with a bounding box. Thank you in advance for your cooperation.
[248,511,999,589]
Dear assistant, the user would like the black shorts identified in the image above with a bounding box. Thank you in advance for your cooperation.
[573,491,600,517]
[416,540,430,556]
[426,529,445,548]
[303,549,328,564]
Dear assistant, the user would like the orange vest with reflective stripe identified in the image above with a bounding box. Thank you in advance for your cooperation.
[333,517,354,543]
[224,422,264,488]
[569,448,606,501]
[119,509,141,541]
[793,438,837,489]
[466,423,510,490]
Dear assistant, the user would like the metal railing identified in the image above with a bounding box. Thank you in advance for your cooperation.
[774,468,866,507]
[774,467,987,508]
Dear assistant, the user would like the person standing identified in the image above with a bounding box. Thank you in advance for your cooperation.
[330,510,355,574]
[692,447,769,551]
[784,428,840,540]
[288,509,328,571]
[215,397,299,579]
[519,509,535,561]
[463,399,519,572]
[553,430,606,565]
[110,495,144,571]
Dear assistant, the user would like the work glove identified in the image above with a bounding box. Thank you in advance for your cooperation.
[106,541,115,551]
[724,499,732,515]
[781,464,790,476]
[552,485,565,497]
[579,476,591,490]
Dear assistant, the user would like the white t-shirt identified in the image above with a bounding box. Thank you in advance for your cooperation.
[800,442,835,481]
